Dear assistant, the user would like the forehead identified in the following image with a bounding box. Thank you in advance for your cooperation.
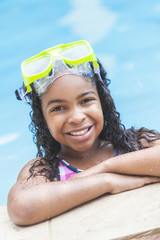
[41,74,97,101]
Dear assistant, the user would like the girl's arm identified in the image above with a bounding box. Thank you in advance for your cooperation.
[72,140,160,178]
[105,143,160,176]
[7,158,160,226]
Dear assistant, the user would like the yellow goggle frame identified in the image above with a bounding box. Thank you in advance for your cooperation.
[21,40,99,92]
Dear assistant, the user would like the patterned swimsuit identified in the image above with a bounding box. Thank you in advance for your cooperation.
[57,149,119,181]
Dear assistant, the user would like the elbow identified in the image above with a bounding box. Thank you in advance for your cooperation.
[7,188,35,226]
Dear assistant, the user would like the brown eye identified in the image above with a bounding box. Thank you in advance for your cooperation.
[50,106,65,112]
[81,98,94,104]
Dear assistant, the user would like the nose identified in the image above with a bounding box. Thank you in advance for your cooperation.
[67,107,86,125]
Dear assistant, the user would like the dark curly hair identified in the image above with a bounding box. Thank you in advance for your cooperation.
[26,60,160,181]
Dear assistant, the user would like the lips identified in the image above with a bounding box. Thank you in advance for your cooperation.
[65,125,94,144]
[66,126,92,136]
[69,127,90,136]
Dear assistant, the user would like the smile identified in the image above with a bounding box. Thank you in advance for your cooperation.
[69,127,90,136]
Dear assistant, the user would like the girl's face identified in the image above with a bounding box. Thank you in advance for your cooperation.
[41,75,104,154]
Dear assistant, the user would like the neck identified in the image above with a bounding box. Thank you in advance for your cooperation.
[59,139,103,160]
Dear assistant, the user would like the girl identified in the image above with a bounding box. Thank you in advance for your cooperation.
[8,40,160,226]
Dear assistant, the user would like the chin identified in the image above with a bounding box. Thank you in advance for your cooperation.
[73,143,93,152]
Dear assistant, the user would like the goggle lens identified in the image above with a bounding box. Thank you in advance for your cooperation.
[23,56,51,77]
[60,44,90,60]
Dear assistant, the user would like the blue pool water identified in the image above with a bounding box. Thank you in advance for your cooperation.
[0,0,160,204]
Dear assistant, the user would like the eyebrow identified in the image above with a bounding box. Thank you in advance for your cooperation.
[46,99,66,110]
[46,90,96,110]
[76,90,96,99]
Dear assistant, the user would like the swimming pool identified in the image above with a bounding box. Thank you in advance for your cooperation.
[0,0,160,205]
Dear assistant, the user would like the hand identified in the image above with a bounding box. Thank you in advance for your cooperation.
[106,173,160,194]
[69,171,160,194]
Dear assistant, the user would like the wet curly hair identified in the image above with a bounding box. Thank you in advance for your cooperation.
[26,60,160,181]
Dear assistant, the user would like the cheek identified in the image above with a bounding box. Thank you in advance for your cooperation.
[96,105,104,129]
[48,126,62,144]
[45,118,60,136]
[46,116,66,142]
[98,111,104,130]
[90,104,104,128]
[42,108,62,141]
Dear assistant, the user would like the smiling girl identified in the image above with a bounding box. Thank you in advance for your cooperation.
[8,40,160,226]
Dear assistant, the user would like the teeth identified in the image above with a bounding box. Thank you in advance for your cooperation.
[70,128,89,136]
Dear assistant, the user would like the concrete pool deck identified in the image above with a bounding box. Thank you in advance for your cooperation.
[1,183,160,240]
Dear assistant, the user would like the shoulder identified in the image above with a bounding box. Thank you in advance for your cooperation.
[17,157,53,184]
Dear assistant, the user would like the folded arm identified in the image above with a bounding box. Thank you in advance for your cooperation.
[74,140,160,178]
[105,144,160,176]
[7,157,160,226]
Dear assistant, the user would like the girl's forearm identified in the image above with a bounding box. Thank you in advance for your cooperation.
[8,173,160,225]
[7,173,111,226]
[105,145,160,177]
[8,171,160,226]
[72,146,160,178]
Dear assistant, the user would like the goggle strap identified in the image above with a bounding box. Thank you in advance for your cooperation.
[15,88,31,103]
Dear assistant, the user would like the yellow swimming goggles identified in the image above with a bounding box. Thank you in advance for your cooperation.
[16,40,99,101]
